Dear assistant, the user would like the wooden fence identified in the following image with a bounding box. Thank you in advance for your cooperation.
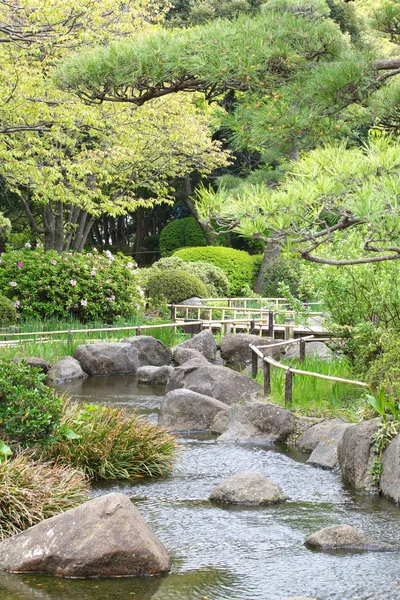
[249,338,368,407]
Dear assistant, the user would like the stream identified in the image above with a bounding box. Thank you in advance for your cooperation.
[2,375,400,600]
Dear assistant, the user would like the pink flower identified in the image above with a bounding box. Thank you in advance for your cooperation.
[16,262,23,268]
[80,299,87,306]
[105,250,112,258]
[91,269,96,276]
[106,295,115,302]
[9,281,17,287]
[70,280,76,286]
[51,260,57,265]
[92,248,98,253]
[14,300,20,308]
[127,262,134,268]
[24,242,31,248]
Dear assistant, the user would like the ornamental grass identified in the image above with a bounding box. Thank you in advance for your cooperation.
[43,400,177,480]
[0,453,89,540]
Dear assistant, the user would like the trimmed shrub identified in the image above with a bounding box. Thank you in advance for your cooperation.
[262,257,304,299]
[146,269,207,304]
[43,401,177,480]
[175,246,262,295]
[367,333,400,398]
[159,217,207,256]
[0,361,62,444]
[0,248,145,323]
[151,256,229,296]
[0,294,17,327]
[0,453,88,539]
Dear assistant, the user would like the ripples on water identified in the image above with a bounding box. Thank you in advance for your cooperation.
[3,376,400,600]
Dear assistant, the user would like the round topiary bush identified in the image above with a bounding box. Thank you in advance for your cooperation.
[0,295,17,328]
[150,256,229,296]
[174,247,262,295]
[262,257,304,299]
[159,217,207,256]
[146,269,207,304]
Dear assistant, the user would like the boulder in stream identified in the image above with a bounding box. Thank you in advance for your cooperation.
[380,434,400,503]
[296,419,351,470]
[137,365,173,385]
[217,402,296,443]
[159,388,228,432]
[175,330,217,363]
[120,335,172,367]
[46,356,87,383]
[209,472,288,505]
[0,493,171,577]
[305,524,394,551]
[337,420,378,490]
[74,342,139,376]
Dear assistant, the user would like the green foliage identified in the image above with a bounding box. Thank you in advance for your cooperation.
[0,453,88,539]
[0,248,145,323]
[159,217,207,256]
[0,295,17,328]
[151,255,229,296]
[43,401,177,480]
[146,269,208,304]
[262,257,304,299]
[367,333,400,399]
[175,246,261,295]
[370,419,400,484]
[0,361,62,444]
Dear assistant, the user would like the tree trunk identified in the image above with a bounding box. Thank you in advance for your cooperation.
[133,206,144,259]
[254,239,282,294]
[182,173,216,245]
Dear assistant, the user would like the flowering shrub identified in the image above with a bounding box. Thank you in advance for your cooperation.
[0,248,145,322]
[0,295,17,327]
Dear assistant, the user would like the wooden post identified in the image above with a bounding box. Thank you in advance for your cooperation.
[67,330,73,353]
[170,304,176,322]
[285,370,293,407]
[284,319,290,341]
[136,327,142,336]
[250,319,255,334]
[263,360,271,396]
[268,311,274,338]
[288,318,295,339]
[299,339,306,362]
[228,298,232,308]
[251,348,258,379]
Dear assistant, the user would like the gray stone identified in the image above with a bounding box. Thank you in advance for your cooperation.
[296,419,348,453]
[172,346,209,366]
[74,343,139,376]
[284,341,333,361]
[46,356,87,383]
[381,434,400,503]
[137,365,173,385]
[0,493,171,578]
[180,297,205,306]
[166,362,264,406]
[158,389,228,432]
[217,402,296,443]
[11,357,51,374]
[120,335,172,367]
[209,472,288,505]
[281,598,319,600]
[211,410,230,434]
[176,330,217,363]
[337,420,378,490]
[220,334,282,369]
[307,423,351,470]
[305,524,393,551]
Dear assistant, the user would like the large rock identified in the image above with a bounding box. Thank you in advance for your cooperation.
[284,341,333,361]
[120,335,172,367]
[74,343,139,376]
[46,356,87,383]
[381,434,400,503]
[209,472,288,505]
[296,419,345,453]
[159,389,228,432]
[12,357,51,374]
[217,402,296,443]
[137,365,173,385]
[166,362,264,406]
[305,524,393,551]
[337,420,378,490]
[172,346,209,366]
[0,493,171,578]
[180,297,205,306]
[296,419,350,469]
[175,330,217,363]
[220,334,282,369]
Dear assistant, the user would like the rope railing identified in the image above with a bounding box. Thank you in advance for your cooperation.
[249,340,368,407]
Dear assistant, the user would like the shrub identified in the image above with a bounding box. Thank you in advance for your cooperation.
[367,333,400,398]
[0,295,17,328]
[146,269,207,304]
[159,217,206,256]
[43,401,177,480]
[151,256,229,296]
[0,453,88,539]
[0,361,62,444]
[262,257,305,299]
[175,246,262,295]
[0,247,145,323]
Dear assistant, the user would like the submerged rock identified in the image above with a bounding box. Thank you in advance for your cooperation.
[175,330,217,363]
[74,342,139,376]
[209,472,288,505]
[137,365,173,385]
[337,420,378,491]
[217,402,296,443]
[120,335,172,367]
[166,363,263,406]
[0,493,171,578]
[305,524,394,552]
[46,356,87,383]
[159,389,228,432]
[219,334,281,369]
